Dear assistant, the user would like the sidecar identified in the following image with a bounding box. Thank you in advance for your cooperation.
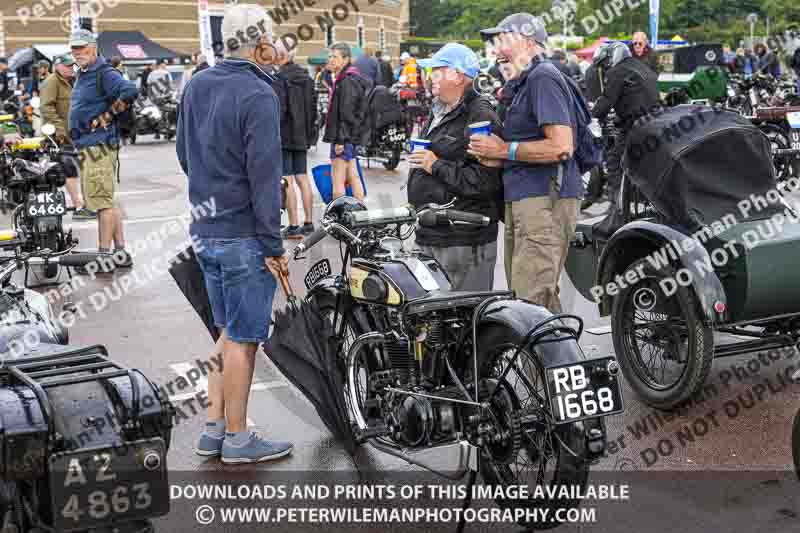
[566,105,800,409]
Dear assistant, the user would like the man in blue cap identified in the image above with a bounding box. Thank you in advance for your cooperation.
[69,28,138,269]
[406,43,504,291]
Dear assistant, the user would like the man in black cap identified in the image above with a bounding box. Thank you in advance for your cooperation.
[0,58,11,102]
[469,13,583,314]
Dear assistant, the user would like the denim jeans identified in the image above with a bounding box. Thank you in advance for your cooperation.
[194,237,277,343]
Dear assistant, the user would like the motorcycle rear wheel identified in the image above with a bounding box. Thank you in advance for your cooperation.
[476,324,590,530]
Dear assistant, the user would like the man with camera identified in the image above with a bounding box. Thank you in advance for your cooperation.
[40,53,96,220]
[177,3,292,464]
[69,29,138,268]
[406,43,504,291]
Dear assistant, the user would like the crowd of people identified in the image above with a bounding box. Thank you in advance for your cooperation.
[176,4,619,465]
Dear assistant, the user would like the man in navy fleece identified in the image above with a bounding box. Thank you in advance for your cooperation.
[176,3,292,465]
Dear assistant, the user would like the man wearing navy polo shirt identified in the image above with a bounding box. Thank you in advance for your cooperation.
[470,13,581,313]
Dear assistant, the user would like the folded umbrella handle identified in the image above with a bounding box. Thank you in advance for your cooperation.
[276,268,294,300]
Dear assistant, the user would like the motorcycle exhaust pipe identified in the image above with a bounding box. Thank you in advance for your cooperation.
[368,438,479,481]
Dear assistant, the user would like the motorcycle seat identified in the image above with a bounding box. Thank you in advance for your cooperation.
[403,290,514,316]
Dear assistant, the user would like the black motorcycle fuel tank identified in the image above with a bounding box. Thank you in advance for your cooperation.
[349,256,451,306]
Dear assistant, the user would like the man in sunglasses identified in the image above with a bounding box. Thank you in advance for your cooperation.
[629,31,659,73]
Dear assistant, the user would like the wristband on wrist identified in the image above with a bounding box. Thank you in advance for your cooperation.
[509,142,519,161]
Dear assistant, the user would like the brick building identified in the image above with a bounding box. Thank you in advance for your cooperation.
[0,0,411,64]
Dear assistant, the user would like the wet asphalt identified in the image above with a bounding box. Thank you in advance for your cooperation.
[2,137,798,532]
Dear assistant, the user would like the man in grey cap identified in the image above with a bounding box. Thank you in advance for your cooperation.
[41,53,95,220]
[31,60,51,96]
[69,28,138,268]
[469,13,582,314]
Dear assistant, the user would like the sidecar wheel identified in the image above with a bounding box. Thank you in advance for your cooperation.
[793,407,800,481]
[611,258,714,410]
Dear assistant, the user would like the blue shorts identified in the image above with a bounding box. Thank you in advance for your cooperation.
[194,237,277,343]
[330,143,357,161]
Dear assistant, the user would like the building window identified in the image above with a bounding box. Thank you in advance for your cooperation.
[325,25,335,47]
[79,17,93,31]
[357,18,365,49]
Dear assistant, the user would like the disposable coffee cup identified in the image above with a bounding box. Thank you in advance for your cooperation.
[409,138,431,152]
[409,138,431,167]
[469,121,492,136]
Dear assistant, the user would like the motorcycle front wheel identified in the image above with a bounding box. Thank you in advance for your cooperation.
[793,406,800,481]
[476,324,590,530]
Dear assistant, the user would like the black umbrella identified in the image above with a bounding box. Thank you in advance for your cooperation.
[167,246,220,342]
[262,271,358,455]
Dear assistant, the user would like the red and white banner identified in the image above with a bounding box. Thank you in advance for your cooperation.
[117,44,147,59]
[71,0,81,32]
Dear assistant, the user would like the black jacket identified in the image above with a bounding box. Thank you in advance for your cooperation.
[377,59,394,87]
[0,71,10,101]
[278,62,317,150]
[629,44,660,73]
[592,56,660,131]
[323,65,372,146]
[757,51,780,77]
[407,88,504,247]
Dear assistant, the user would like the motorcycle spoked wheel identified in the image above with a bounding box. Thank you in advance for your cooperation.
[319,304,375,440]
[760,124,793,182]
[475,324,590,530]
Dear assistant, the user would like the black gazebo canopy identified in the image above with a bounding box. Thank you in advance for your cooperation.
[97,31,191,64]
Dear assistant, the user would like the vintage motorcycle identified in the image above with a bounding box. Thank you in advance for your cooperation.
[0,248,174,533]
[125,93,177,144]
[1,123,80,280]
[293,198,623,529]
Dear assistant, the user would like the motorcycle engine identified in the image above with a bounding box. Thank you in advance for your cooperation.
[389,393,461,447]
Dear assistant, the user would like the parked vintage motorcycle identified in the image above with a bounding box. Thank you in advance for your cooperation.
[1,124,80,280]
[358,85,407,171]
[293,198,623,529]
[0,248,173,533]
[124,93,177,144]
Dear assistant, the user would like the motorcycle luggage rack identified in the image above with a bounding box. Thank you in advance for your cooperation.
[0,344,143,441]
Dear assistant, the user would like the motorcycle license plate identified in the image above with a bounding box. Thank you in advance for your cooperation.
[305,258,332,290]
[49,438,169,532]
[27,191,66,218]
[791,129,800,152]
[787,111,800,129]
[545,357,624,425]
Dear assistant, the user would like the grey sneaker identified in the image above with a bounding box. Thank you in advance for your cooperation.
[195,433,225,457]
[72,208,97,220]
[281,225,303,240]
[221,432,293,464]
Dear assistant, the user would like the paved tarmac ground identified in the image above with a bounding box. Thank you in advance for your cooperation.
[4,135,799,532]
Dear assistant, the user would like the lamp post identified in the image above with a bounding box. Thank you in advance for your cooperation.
[747,13,758,49]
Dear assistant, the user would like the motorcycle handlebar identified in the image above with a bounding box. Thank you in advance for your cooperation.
[419,209,490,227]
[293,228,328,258]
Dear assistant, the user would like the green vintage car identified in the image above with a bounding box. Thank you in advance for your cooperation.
[657,44,728,103]
[566,104,800,409]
